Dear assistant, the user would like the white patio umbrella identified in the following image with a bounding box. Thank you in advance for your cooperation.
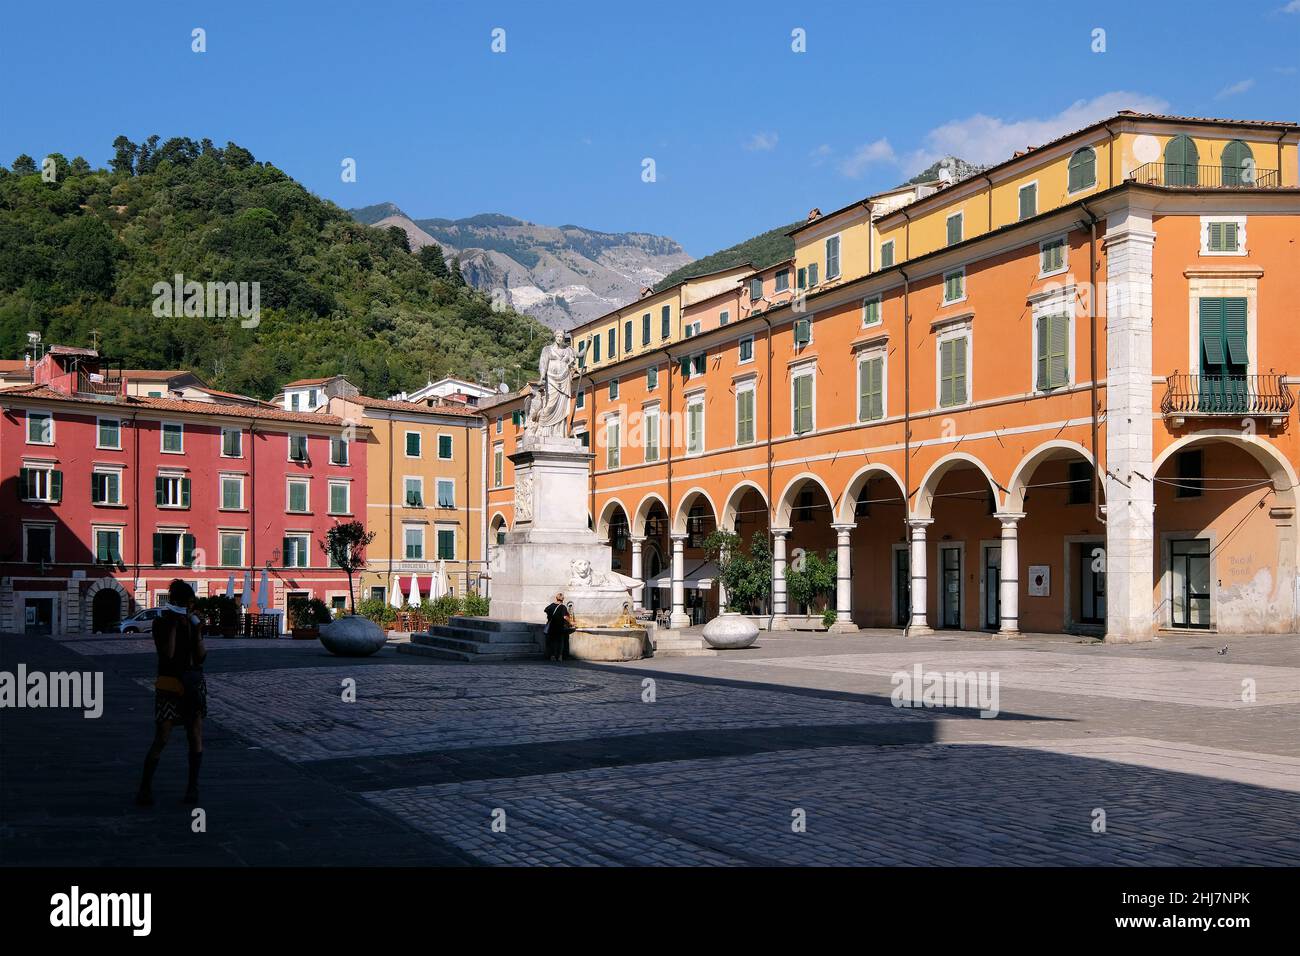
[389,577,404,608]
[257,568,271,612]
[225,573,235,598]
[241,570,254,608]
[429,561,448,600]
[406,574,422,606]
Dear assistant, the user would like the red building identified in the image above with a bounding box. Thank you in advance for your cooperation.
[0,346,369,634]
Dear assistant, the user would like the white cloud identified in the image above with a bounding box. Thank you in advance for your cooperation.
[901,92,1171,171]
[1283,1,1300,13]
[1215,78,1255,99]
[838,138,896,178]
[808,144,832,167]
[743,131,779,152]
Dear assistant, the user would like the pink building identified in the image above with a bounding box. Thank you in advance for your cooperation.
[0,347,369,634]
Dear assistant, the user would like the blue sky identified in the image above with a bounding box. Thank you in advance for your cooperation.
[2,0,1297,256]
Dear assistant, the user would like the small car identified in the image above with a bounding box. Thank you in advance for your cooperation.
[114,608,164,634]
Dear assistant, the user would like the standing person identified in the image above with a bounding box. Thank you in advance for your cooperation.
[136,580,208,806]
[543,592,573,662]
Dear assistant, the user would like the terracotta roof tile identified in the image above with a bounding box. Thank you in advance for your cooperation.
[0,384,355,427]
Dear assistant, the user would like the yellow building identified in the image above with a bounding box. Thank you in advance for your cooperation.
[325,390,487,604]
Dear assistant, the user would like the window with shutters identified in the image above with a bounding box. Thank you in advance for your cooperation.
[686,398,705,454]
[937,333,969,408]
[218,427,241,458]
[858,354,885,422]
[661,305,670,338]
[576,389,585,410]
[644,406,660,462]
[161,422,184,453]
[287,479,309,513]
[26,411,54,445]
[1164,135,1199,186]
[808,263,819,287]
[437,528,456,560]
[646,366,658,391]
[775,269,790,292]
[684,320,701,338]
[1221,139,1254,186]
[942,269,965,304]
[1198,297,1249,412]
[24,525,54,563]
[92,469,122,505]
[642,312,651,345]
[98,418,122,450]
[1018,182,1038,220]
[20,466,61,502]
[946,212,963,246]
[331,434,350,465]
[605,417,621,468]
[492,444,503,487]
[683,351,706,379]
[1068,147,1097,192]
[719,310,730,326]
[607,328,616,357]
[736,383,756,445]
[404,431,421,458]
[791,368,815,435]
[1040,237,1068,276]
[405,477,424,508]
[624,321,633,352]
[436,478,455,508]
[219,533,244,568]
[862,295,882,327]
[825,235,841,279]
[404,527,424,560]
[283,534,310,568]
[880,240,895,269]
[220,475,244,510]
[793,316,812,348]
[328,481,350,515]
[1200,216,1246,256]
[95,528,123,564]
[592,334,601,363]
[738,335,755,364]
[750,277,764,301]
[1035,312,1070,392]
[288,433,308,462]
[152,531,193,568]
[156,474,189,508]
[797,267,807,290]
[609,378,619,401]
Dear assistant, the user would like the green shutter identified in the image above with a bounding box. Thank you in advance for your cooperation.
[181,477,191,508]
[859,358,883,421]
[51,470,62,502]
[1165,135,1199,185]
[794,317,811,346]
[1036,316,1048,389]
[953,337,967,403]
[182,534,196,568]
[880,242,894,268]
[155,475,164,506]
[1221,140,1252,186]
[1199,298,1225,368]
[940,340,955,407]
[947,215,961,245]
[152,534,163,567]
[1223,297,1248,366]
[680,355,691,376]
[1019,184,1036,220]
[1048,314,1069,387]
[793,376,812,433]
[19,468,30,499]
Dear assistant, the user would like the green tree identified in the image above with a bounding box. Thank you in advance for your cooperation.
[319,520,376,614]
[447,255,466,288]
[786,550,836,614]
[11,155,37,175]
[703,530,772,614]
[110,136,137,174]
[417,242,449,279]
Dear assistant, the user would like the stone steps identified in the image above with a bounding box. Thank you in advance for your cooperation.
[396,616,545,663]
[652,634,717,657]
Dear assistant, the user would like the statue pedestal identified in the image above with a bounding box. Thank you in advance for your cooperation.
[489,437,633,627]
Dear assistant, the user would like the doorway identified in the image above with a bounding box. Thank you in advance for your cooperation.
[92,589,123,633]
[1080,543,1106,626]
[982,545,1001,630]
[940,545,963,629]
[1170,538,1212,628]
[24,597,55,635]
[893,546,910,627]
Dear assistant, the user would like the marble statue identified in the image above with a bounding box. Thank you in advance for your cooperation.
[527,329,576,439]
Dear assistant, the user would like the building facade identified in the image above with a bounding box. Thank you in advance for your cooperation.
[486,111,1300,642]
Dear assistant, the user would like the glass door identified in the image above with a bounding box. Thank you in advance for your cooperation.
[1080,544,1106,625]
[983,545,1001,629]
[894,548,910,627]
[940,546,962,629]
[1170,539,1211,628]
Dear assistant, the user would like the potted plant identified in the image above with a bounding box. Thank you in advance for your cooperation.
[699,530,765,649]
[786,549,837,631]
[288,596,334,640]
[316,521,387,656]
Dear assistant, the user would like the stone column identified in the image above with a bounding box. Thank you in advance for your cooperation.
[994,512,1025,637]
[715,543,728,614]
[669,534,689,629]
[629,536,645,611]
[1103,205,1157,643]
[906,518,933,636]
[828,523,858,632]
[771,527,791,628]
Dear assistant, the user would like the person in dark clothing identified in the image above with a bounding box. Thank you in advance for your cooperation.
[543,592,574,662]
[136,580,208,806]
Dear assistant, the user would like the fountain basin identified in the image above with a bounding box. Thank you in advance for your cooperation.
[567,627,649,662]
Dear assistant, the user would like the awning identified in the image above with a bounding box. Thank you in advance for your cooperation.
[651,560,719,591]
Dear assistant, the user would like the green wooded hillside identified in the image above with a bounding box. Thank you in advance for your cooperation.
[0,138,549,400]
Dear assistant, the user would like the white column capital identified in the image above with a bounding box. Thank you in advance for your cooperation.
[994,511,1026,528]
[629,535,646,545]
[831,522,856,534]
[670,533,688,544]
[770,526,792,538]
[906,517,934,531]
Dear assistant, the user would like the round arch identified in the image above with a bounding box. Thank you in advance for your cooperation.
[1153,432,1298,507]
[836,463,908,524]
[631,492,669,537]
[1004,440,1098,513]
[672,487,719,536]
[595,497,631,539]
[720,480,769,532]
[774,472,836,527]
[83,577,131,634]
[913,452,1003,520]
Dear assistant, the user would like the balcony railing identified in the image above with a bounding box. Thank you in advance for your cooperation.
[1130,163,1281,188]
[75,368,124,397]
[1161,373,1293,419]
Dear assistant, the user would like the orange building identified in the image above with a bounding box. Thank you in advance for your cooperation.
[485,112,1300,642]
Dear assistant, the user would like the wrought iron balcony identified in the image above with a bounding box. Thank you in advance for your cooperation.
[1161,373,1292,424]
[1130,163,1281,188]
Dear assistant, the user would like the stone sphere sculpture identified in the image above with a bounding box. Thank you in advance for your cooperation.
[319,615,388,657]
[702,612,759,649]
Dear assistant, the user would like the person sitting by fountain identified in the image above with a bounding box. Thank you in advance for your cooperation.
[543,592,574,662]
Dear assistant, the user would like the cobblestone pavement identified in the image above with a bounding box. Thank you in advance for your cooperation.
[4,627,1298,866]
